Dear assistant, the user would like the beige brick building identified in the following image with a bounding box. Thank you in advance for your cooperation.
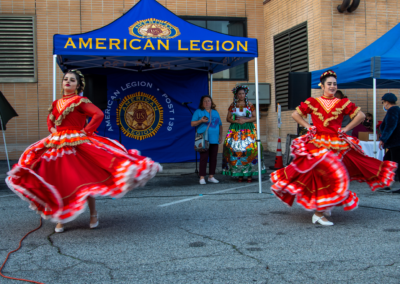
[0,0,266,160]
[263,0,400,152]
[1,0,400,160]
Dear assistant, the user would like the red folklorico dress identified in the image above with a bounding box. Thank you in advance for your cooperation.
[6,94,162,223]
[271,96,397,211]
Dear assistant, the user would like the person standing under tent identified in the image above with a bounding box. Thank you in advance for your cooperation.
[6,70,162,233]
[191,95,223,185]
[334,90,352,135]
[351,112,374,139]
[270,70,397,226]
[222,86,266,183]
[379,93,400,193]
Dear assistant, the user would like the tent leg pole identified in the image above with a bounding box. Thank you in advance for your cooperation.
[0,113,11,171]
[53,55,57,101]
[209,73,213,178]
[255,58,262,194]
[210,74,213,98]
[373,78,377,158]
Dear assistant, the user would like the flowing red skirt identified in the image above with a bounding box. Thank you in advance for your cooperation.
[270,129,397,212]
[6,129,162,223]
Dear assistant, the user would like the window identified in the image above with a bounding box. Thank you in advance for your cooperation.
[273,22,308,110]
[180,16,248,81]
[0,15,37,83]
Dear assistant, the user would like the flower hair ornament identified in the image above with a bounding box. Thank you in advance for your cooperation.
[232,85,249,95]
[232,85,250,109]
[318,70,337,87]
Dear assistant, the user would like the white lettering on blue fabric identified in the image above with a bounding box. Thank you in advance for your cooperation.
[161,93,175,131]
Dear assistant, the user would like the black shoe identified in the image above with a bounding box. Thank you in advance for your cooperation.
[377,187,392,192]
[391,189,400,194]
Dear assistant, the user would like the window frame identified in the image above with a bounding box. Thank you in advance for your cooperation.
[273,22,309,111]
[0,14,38,83]
[179,15,248,81]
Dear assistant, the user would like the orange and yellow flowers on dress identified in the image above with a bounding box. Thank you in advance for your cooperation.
[222,103,266,177]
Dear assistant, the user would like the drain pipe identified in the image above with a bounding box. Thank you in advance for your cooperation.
[337,0,351,13]
[347,0,360,13]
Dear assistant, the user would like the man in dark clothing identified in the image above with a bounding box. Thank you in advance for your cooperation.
[379,93,400,193]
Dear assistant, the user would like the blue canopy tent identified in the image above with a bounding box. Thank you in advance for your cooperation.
[311,22,400,158]
[52,0,264,192]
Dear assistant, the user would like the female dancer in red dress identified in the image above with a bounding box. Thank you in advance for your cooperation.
[6,70,161,232]
[271,70,397,225]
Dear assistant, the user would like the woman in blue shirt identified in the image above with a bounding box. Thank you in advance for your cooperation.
[191,95,223,185]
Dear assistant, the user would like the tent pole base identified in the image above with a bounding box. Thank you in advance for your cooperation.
[0,113,11,171]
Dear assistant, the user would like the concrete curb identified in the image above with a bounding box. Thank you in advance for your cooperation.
[0,152,278,177]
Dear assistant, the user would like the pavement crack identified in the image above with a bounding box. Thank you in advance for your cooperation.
[47,232,80,261]
[149,253,225,265]
[361,262,396,271]
[47,232,114,280]
[25,244,48,253]
[178,227,264,264]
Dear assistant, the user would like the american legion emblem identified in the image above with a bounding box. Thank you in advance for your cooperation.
[117,92,163,140]
[129,18,180,39]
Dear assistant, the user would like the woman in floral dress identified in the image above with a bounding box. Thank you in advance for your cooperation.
[222,85,266,182]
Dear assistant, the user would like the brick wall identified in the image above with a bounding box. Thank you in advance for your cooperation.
[0,0,266,160]
[264,0,400,153]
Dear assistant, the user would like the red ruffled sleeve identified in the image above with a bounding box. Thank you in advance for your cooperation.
[47,101,56,133]
[228,104,235,112]
[79,102,104,135]
[296,98,313,118]
[342,99,361,119]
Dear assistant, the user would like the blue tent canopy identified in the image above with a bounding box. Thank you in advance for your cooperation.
[311,22,400,89]
[51,0,264,192]
[53,0,258,73]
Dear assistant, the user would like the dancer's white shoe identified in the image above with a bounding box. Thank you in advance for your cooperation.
[55,223,64,233]
[312,214,334,226]
[90,214,99,229]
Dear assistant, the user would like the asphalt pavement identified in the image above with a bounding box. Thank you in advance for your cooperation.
[1,156,400,283]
